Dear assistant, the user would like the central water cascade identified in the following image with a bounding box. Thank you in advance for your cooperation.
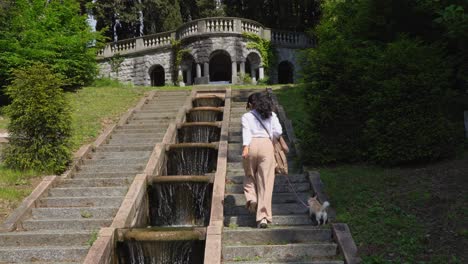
[117,91,225,264]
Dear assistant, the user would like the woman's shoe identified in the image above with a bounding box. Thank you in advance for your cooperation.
[257,218,267,229]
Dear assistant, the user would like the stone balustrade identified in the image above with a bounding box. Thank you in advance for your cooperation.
[271,30,312,47]
[97,17,312,59]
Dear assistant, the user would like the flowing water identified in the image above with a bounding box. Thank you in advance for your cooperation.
[178,125,220,143]
[166,147,217,175]
[192,97,224,107]
[148,182,212,226]
[117,240,205,264]
[186,110,223,122]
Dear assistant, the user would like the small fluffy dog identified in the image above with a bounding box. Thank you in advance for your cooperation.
[308,195,330,226]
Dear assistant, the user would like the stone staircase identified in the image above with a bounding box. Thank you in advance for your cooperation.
[0,91,189,263]
[222,89,344,264]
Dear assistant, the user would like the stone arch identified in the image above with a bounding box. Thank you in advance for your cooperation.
[245,52,262,81]
[278,61,294,84]
[209,50,232,83]
[149,64,165,86]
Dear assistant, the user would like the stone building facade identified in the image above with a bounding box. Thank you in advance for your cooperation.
[97,17,312,86]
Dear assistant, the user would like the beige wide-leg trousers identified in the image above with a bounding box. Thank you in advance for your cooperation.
[243,137,275,223]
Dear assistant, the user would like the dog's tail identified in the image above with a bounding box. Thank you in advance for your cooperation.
[321,201,330,211]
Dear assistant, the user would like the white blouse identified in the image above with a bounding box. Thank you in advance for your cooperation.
[242,110,283,146]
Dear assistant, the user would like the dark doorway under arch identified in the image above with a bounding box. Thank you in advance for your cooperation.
[150,65,165,86]
[209,51,231,82]
[278,61,294,84]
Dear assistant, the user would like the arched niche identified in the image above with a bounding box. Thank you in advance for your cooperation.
[278,61,294,84]
[245,52,262,81]
[149,65,165,86]
[209,50,232,83]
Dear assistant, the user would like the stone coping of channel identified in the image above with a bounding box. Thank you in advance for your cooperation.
[84,87,230,264]
[0,91,156,233]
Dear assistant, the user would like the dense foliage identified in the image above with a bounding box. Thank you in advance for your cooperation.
[85,0,320,41]
[0,0,103,104]
[301,0,467,165]
[3,64,72,174]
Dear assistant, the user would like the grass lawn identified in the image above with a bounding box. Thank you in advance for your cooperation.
[274,86,468,264]
[0,81,150,222]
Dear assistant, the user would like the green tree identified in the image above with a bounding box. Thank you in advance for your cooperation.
[300,0,463,165]
[0,0,103,103]
[144,0,183,34]
[3,64,72,173]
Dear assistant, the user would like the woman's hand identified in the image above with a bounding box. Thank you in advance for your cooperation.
[242,146,249,159]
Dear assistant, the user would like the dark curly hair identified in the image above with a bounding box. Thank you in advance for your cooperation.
[247,92,273,119]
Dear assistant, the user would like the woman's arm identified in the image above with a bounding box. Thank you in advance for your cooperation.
[271,113,283,139]
[242,114,252,158]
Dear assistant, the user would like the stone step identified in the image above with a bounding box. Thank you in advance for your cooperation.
[22,219,112,231]
[229,135,242,143]
[136,108,179,113]
[17,262,82,264]
[82,157,148,166]
[39,196,124,208]
[227,163,244,173]
[0,246,88,262]
[227,174,308,184]
[229,131,241,137]
[91,150,152,160]
[222,226,332,245]
[224,215,313,227]
[112,127,166,137]
[73,172,136,179]
[223,260,344,264]
[96,145,154,152]
[31,207,118,220]
[229,126,242,133]
[132,113,176,120]
[48,187,127,197]
[0,230,92,247]
[119,123,169,129]
[225,183,311,194]
[222,243,338,262]
[230,118,242,124]
[57,177,132,188]
[225,203,308,216]
[106,138,159,146]
[224,193,310,207]
[109,132,162,139]
[116,124,167,130]
[77,164,143,174]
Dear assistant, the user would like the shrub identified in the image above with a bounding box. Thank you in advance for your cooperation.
[364,38,461,165]
[300,36,375,164]
[3,64,72,173]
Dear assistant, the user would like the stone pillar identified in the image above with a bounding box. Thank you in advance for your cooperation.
[196,64,202,78]
[187,69,192,85]
[251,68,257,83]
[204,62,210,82]
[240,62,245,76]
[259,66,265,80]
[231,61,238,84]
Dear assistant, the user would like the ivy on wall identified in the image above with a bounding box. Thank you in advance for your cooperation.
[242,32,276,72]
[171,39,190,85]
